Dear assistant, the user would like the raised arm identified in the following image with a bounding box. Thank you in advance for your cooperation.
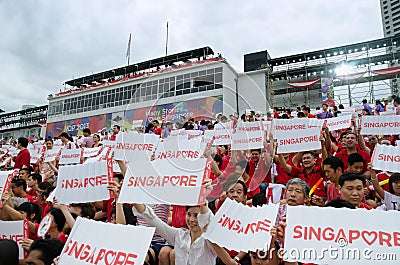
[370,167,385,200]
[278,154,293,175]
[357,127,371,154]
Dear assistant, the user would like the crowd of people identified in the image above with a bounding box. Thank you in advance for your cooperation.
[0,95,399,265]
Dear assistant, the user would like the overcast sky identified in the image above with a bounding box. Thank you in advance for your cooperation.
[0,0,383,112]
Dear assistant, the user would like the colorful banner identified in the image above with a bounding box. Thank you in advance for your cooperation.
[372,144,400,173]
[118,154,209,205]
[55,161,109,204]
[360,116,400,135]
[202,198,279,252]
[276,127,321,154]
[0,220,28,259]
[284,206,400,264]
[231,121,264,150]
[58,217,154,265]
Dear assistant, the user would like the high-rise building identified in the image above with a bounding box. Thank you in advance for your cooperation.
[380,0,400,36]
[380,0,400,95]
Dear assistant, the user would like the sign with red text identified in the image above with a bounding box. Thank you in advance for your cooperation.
[372,144,400,173]
[43,147,63,163]
[202,198,279,252]
[276,128,321,153]
[272,119,309,138]
[0,170,17,203]
[82,147,103,158]
[55,161,109,204]
[118,154,209,205]
[155,137,205,161]
[231,121,264,150]
[308,118,325,129]
[0,220,27,259]
[204,122,233,145]
[59,148,82,164]
[113,132,160,161]
[325,115,352,131]
[28,148,42,164]
[360,115,400,135]
[58,217,154,265]
[285,206,400,264]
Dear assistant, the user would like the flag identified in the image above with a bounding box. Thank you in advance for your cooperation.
[126,33,131,58]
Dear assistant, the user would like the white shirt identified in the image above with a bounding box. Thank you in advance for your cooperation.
[383,191,400,211]
[133,206,217,265]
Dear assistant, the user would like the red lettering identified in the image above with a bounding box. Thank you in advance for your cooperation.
[293,225,302,239]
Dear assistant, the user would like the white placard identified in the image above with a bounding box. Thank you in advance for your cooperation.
[0,220,27,259]
[273,119,309,138]
[231,121,264,150]
[372,144,400,173]
[59,148,82,164]
[55,161,109,204]
[155,137,205,161]
[113,132,160,161]
[43,148,62,163]
[202,198,279,252]
[276,127,321,153]
[325,115,352,131]
[284,206,400,264]
[360,115,400,135]
[58,217,154,265]
[82,147,102,158]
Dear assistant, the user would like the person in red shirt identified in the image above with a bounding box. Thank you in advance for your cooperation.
[302,107,316,118]
[339,172,373,209]
[14,137,30,170]
[11,179,34,202]
[109,125,120,141]
[335,132,370,173]
[278,151,327,198]
[27,173,42,202]
[322,156,344,203]
[152,120,162,136]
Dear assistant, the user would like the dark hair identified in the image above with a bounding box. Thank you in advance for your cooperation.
[19,168,30,176]
[70,203,96,219]
[145,123,154,133]
[348,153,364,166]
[30,173,42,185]
[223,178,248,195]
[110,205,137,225]
[59,132,69,139]
[16,202,42,223]
[338,172,366,187]
[83,128,91,134]
[11,178,27,191]
[362,99,367,103]
[212,154,223,169]
[47,208,66,232]
[0,239,19,265]
[38,181,52,191]
[45,138,53,143]
[18,137,28,148]
[323,156,344,172]
[250,149,262,154]
[252,193,267,207]
[302,151,315,158]
[29,239,64,265]
[297,112,305,118]
[114,173,124,183]
[389,173,400,195]
[326,199,356,209]
[113,124,121,130]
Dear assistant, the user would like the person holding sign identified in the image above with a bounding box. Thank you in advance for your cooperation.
[370,167,400,211]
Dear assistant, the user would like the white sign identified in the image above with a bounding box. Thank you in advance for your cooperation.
[0,170,17,201]
[231,121,264,150]
[82,147,102,158]
[58,217,154,265]
[276,127,321,154]
[360,115,400,135]
[43,148,61,163]
[59,148,82,164]
[55,161,109,204]
[202,198,279,252]
[372,144,400,173]
[273,119,309,138]
[308,118,325,129]
[28,148,42,164]
[204,122,233,145]
[325,115,352,131]
[155,137,205,161]
[113,132,160,161]
[285,206,400,264]
[0,220,27,259]
[119,154,209,205]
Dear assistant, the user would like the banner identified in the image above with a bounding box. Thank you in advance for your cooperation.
[155,137,205,161]
[325,115,352,131]
[284,206,400,264]
[0,220,27,259]
[82,147,103,158]
[28,148,42,164]
[202,198,279,252]
[372,144,400,173]
[360,116,400,135]
[58,217,154,265]
[118,154,209,205]
[55,161,109,204]
[0,170,17,205]
[113,132,160,161]
[204,121,233,145]
[231,121,264,150]
[59,148,82,164]
[276,127,321,154]
[43,148,62,163]
[273,119,309,138]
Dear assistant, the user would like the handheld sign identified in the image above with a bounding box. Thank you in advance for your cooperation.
[371,144,400,173]
[58,217,155,265]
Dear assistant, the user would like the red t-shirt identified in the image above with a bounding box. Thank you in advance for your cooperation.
[291,166,327,198]
[359,202,373,210]
[326,183,340,203]
[335,148,371,173]
[27,189,38,202]
[153,127,162,136]
[14,149,30,169]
